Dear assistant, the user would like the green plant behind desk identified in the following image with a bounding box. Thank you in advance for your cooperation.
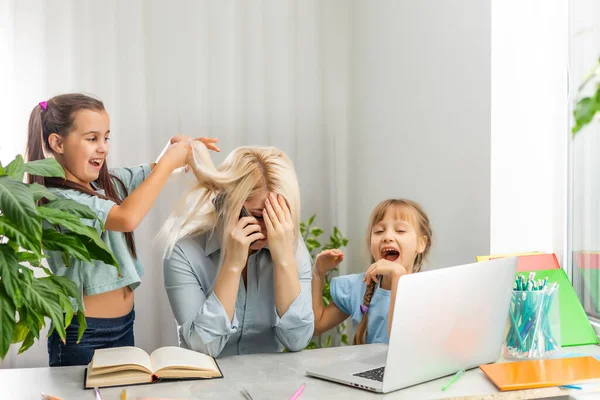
[301,215,349,349]
[0,155,118,360]
[572,58,600,134]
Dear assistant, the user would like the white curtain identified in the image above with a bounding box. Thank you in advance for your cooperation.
[0,0,350,368]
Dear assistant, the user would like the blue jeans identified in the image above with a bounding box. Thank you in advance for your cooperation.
[48,309,135,367]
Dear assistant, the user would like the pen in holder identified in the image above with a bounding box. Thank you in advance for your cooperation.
[503,273,561,359]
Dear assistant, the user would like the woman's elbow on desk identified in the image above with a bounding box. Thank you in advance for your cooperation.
[180,323,228,358]
[276,323,314,352]
[183,333,226,358]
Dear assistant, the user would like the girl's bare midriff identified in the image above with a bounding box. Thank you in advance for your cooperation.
[82,287,134,318]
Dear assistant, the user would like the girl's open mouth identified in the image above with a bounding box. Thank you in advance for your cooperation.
[381,247,400,262]
[89,158,103,170]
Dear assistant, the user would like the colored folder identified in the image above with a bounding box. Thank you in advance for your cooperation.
[477,253,596,346]
[477,252,559,272]
[480,356,600,391]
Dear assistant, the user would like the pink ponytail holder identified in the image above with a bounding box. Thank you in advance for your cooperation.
[39,101,48,110]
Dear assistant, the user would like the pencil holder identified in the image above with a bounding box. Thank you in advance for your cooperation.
[503,288,561,359]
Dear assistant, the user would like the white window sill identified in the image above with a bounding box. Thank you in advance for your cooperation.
[589,318,600,342]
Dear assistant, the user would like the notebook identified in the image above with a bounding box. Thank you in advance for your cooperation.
[480,357,600,391]
[84,346,223,389]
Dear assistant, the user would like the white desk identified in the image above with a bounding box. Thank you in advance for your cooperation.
[2,344,600,400]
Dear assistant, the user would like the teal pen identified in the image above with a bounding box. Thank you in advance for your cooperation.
[560,384,583,390]
[441,369,465,391]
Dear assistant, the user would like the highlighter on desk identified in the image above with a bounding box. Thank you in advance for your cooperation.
[441,369,465,391]
[40,394,64,400]
[289,383,306,400]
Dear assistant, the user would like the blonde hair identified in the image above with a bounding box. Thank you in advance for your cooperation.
[353,199,433,345]
[161,141,301,264]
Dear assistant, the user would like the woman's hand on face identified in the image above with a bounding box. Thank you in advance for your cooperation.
[314,249,344,277]
[363,259,407,285]
[263,193,296,268]
[224,215,265,270]
[170,135,220,152]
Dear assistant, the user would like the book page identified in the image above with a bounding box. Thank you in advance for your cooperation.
[91,346,152,373]
[150,346,218,374]
[85,368,151,389]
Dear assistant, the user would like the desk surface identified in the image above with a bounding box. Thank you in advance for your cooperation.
[2,344,600,400]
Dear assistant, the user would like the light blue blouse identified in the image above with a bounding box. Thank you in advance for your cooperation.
[163,232,314,358]
[330,272,391,344]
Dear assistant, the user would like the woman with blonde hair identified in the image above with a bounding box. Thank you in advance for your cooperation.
[162,142,313,358]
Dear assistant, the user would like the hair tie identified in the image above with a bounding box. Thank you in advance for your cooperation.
[360,304,369,314]
[39,101,48,110]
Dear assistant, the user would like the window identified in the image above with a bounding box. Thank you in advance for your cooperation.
[570,0,600,320]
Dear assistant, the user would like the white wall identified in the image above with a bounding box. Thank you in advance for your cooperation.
[490,0,569,264]
[347,0,492,271]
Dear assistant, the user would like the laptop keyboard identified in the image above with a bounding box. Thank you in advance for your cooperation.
[353,366,385,382]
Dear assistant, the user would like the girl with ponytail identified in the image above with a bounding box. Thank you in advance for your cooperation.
[161,142,314,358]
[25,93,219,366]
[312,199,433,345]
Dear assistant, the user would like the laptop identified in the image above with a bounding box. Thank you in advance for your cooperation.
[306,257,518,393]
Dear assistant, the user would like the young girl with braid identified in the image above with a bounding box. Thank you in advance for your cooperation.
[312,199,432,344]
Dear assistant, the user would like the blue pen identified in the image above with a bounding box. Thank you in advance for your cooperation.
[560,384,583,390]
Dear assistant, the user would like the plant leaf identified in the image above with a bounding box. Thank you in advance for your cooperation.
[310,227,324,237]
[23,158,65,178]
[72,230,120,269]
[12,320,29,344]
[341,334,349,345]
[5,155,25,181]
[47,275,81,333]
[0,245,23,306]
[24,278,67,341]
[307,214,315,226]
[0,176,41,239]
[17,332,36,354]
[23,306,45,340]
[41,229,92,264]
[305,341,318,350]
[37,206,88,230]
[76,308,87,343]
[16,251,45,267]
[573,96,599,134]
[306,238,321,249]
[0,217,42,257]
[0,287,16,359]
[37,207,117,267]
[29,183,57,202]
[43,199,104,231]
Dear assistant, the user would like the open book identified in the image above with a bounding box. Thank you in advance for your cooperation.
[84,346,222,389]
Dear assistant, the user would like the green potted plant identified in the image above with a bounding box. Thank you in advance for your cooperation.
[301,215,349,348]
[0,155,118,360]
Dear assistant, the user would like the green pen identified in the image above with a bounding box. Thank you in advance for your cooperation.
[441,369,465,391]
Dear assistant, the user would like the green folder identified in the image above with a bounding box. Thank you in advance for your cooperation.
[518,268,598,347]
